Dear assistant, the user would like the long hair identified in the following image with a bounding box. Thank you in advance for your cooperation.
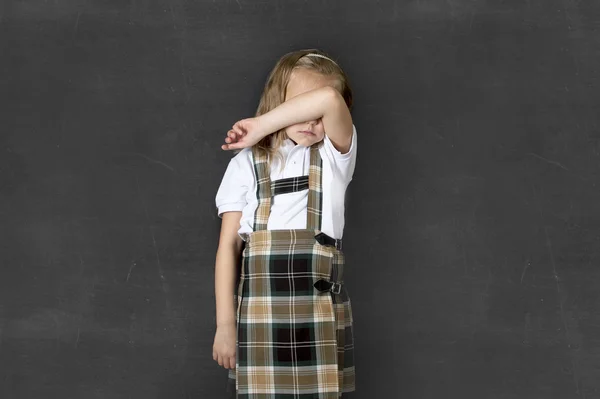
[245,49,353,169]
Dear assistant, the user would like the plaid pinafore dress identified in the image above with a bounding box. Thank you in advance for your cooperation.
[227,142,356,398]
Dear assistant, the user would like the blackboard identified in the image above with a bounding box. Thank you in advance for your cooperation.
[1,1,600,398]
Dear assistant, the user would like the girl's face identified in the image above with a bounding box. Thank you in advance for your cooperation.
[284,68,337,147]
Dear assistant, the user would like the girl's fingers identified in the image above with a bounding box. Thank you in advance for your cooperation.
[213,346,236,368]
[222,143,238,151]
[221,124,249,150]
[226,130,242,143]
[233,124,245,135]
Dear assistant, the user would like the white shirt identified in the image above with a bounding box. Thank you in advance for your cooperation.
[215,124,357,240]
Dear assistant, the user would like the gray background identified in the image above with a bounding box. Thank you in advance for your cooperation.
[1,0,600,398]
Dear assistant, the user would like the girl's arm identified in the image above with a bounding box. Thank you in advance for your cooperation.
[258,86,354,154]
[214,211,244,327]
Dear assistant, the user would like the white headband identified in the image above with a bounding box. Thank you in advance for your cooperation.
[304,53,338,66]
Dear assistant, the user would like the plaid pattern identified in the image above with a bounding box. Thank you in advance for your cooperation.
[271,175,309,197]
[227,143,355,398]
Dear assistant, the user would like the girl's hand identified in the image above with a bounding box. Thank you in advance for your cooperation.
[212,322,237,370]
[222,117,268,150]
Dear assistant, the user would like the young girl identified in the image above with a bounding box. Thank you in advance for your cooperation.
[213,49,357,398]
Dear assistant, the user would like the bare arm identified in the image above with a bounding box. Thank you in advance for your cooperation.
[215,211,244,326]
[258,86,354,153]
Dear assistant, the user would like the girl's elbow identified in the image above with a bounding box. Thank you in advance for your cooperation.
[324,86,343,104]
[217,236,243,254]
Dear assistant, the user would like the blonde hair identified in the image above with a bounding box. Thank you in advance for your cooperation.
[240,49,353,169]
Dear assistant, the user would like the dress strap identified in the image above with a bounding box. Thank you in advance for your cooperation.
[270,175,309,196]
[250,146,271,231]
[306,144,323,230]
[250,143,323,232]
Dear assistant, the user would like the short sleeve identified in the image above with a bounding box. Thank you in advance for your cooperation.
[323,123,358,183]
[215,150,251,218]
